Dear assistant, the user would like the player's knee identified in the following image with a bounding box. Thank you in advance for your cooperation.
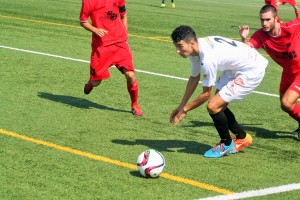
[280,98,293,112]
[124,71,136,81]
[207,102,218,114]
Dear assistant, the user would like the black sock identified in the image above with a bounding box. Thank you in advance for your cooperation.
[224,107,246,139]
[209,111,232,146]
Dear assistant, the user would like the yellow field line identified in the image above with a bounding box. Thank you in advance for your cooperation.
[0,128,234,195]
[0,15,81,29]
[0,15,171,42]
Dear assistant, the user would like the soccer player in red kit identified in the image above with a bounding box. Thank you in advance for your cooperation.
[240,5,300,137]
[79,0,143,116]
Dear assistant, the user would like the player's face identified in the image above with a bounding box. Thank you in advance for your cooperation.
[260,11,277,32]
[173,40,193,58]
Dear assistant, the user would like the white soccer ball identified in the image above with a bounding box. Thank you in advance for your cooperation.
[136,149,165,178]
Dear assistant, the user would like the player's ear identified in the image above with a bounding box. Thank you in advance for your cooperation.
[189,39,196,46]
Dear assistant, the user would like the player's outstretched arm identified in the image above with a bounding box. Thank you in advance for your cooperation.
[171,109,187,126]
[239,25,250,43]
[170,75,200,125]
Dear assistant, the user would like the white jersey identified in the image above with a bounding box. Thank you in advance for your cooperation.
[189,36,268,87]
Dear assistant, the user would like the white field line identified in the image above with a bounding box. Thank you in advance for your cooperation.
[197,182,300,200]
[1,45,279,98]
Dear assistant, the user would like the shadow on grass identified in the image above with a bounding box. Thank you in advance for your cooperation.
[129,170,143,178]
[37,92,130,113]
[129,170,163,179]
[242,124,299,141]
[112,139,211,155]
[187,120,299,141]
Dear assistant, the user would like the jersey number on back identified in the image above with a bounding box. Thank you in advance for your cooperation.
[214,37,237,47]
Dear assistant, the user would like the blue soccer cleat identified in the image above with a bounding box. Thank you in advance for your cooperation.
[204,140,235,158]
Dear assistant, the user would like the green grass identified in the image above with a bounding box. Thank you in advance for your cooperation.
[0,0,300,199]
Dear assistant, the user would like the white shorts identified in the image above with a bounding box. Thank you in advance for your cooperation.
[216,69,265,103]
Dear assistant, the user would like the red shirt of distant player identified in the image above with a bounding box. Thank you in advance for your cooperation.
[79,0,128,47]
[249,18,300,75]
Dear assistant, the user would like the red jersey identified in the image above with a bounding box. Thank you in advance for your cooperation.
[249,18,300,75]
[80,0,128,47]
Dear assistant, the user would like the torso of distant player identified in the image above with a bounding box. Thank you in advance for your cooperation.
[265,0,278,9]
[89,0,128,47]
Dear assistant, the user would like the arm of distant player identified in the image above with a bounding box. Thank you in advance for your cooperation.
[80,21,108,37]
[120,14,128,31]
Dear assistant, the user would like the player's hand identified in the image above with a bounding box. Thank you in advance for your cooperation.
[170,108,187,125]
[94,28,108,37]
[239,25,250,41]
[170,108,180,124]
[172,110,187,125]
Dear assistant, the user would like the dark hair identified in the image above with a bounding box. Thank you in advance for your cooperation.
[171,25,197,43]
[260,5,277,17]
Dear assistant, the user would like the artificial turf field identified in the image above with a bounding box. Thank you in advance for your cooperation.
[0,0,300,199]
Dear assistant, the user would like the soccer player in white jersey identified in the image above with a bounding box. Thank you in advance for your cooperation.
[170,25,268,158]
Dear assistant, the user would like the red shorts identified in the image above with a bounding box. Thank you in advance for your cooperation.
[89,42,135,80]
[280,73,300,95]
[278,0,297,6]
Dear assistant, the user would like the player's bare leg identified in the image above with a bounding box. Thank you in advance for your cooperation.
[280,89,300,137]
[84,80,101,94]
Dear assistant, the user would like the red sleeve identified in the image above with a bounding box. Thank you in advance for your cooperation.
[119,0,127,16]
[249,30,263,49]
[79,0,90,22]
[284,18,300,31]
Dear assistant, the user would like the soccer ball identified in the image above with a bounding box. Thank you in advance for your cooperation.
[136,149,165,178]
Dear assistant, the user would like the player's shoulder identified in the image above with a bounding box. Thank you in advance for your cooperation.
[251,28,265,38]
[282,18,300,28]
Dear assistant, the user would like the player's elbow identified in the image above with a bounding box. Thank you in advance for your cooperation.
[80,21,87,28]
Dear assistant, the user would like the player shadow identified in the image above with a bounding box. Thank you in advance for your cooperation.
[242,124,299,141]
[187,120,299,141]
[182,120,213,128]
[37,92,130,113]
[111,139,211,155]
